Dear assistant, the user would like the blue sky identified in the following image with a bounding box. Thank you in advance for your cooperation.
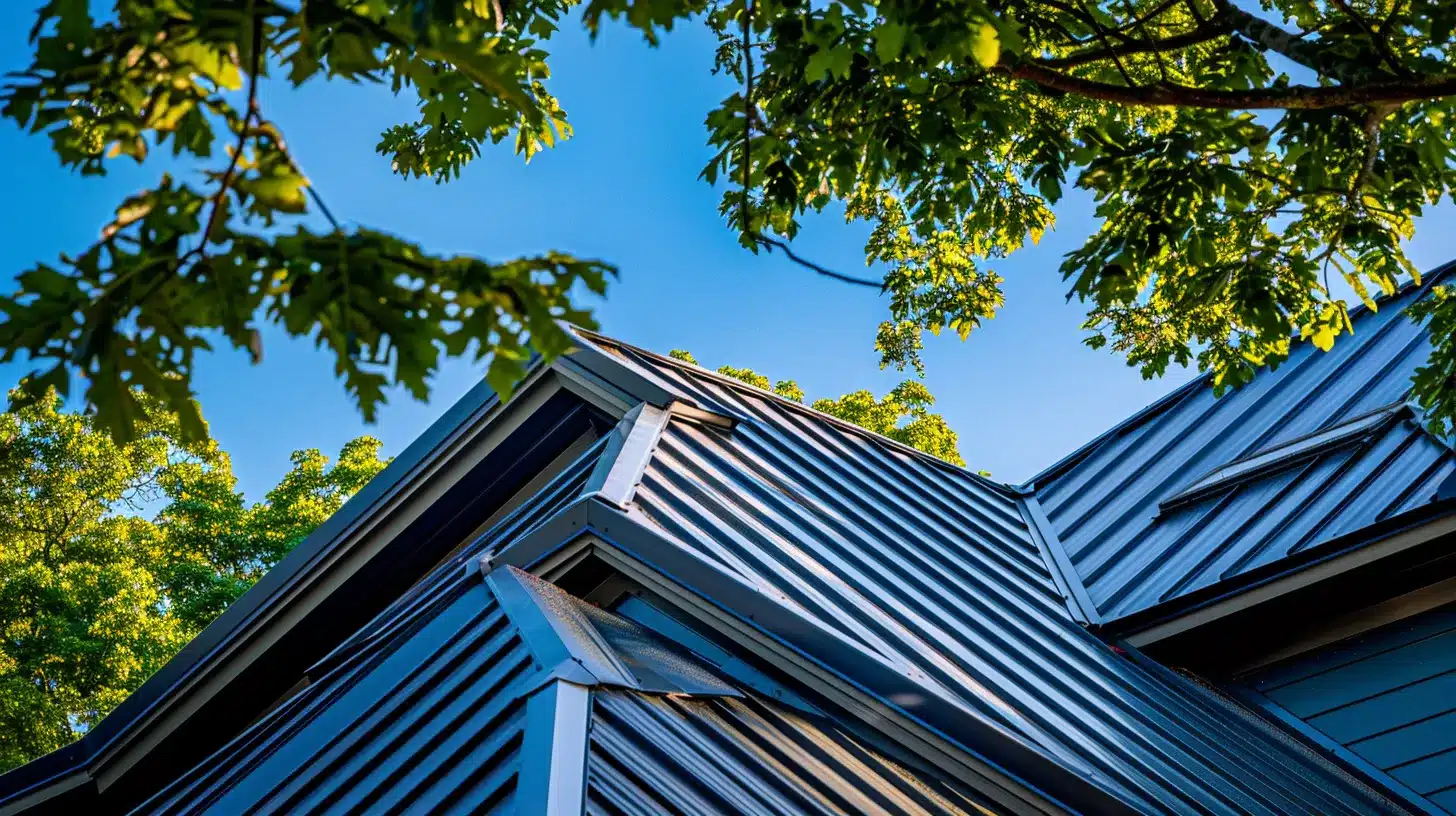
[3,5,1454,497]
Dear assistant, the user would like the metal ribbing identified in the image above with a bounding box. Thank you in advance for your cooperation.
[615,362,1398,814]
[1032,277,1455,622]
[586,691,997,816]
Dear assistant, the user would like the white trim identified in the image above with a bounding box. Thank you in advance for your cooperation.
[584,404,671,509]
[518,681,592,816]
[1126,513,1456,647]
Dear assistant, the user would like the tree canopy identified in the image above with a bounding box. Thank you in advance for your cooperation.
[5,0,1456,443]
[669,349,970,466]
[0,392,387,771]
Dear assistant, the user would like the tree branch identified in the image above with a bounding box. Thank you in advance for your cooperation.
[1041,24,1225,69]
[1212,0,1365,83]
[754,236,884,288]
[1005,59,1456,109]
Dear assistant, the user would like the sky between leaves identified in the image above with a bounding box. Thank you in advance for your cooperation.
[2,0,1455,497]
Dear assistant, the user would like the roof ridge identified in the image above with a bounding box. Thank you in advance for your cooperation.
[1021,262,1456,492]
[569,326,1020,497]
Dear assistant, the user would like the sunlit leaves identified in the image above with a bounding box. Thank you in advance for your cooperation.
[2,0,617,444]
[673,348,966,465]
[698,0,1456,427]
[0,391,389,771]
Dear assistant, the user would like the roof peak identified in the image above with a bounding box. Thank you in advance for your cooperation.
[567,325,1019,497]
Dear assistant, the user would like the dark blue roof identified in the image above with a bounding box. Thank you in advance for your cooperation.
[567,334,1403,814]
[1027,270,1456,625]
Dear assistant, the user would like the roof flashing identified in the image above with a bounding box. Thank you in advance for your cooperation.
[1158,403,1407,514]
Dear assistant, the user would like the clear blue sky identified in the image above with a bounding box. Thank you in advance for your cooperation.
[3,5,1454,497]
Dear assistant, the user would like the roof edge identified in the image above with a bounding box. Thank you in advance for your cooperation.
[1117,501,1456,644]
[1022,261,1456,492]
[571,326,1021,498]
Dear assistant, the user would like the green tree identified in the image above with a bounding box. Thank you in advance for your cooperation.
[5,0,1456,441]
[0,391,387,771]
[669,349,968,466]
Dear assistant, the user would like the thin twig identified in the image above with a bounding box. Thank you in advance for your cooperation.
[755,235,884,288]
[201,24,262,249]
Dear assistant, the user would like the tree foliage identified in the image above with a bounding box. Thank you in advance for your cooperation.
[668,349,969,466]
[6,0,1456,442]
[0,391,387,771]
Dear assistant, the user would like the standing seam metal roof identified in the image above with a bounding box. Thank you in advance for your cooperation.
[583,337,1405,815]
[137,487,997,816]
[1029,268,1456,623]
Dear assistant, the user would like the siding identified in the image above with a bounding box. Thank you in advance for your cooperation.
[1246,604,1456,813]
[1030,269,1456,623]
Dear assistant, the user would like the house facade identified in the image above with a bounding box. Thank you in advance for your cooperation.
[2,269,1454,815]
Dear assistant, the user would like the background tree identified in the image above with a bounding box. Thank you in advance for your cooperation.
[669,349,970,467]
[4,0,1456,443]
[0,392,387,771]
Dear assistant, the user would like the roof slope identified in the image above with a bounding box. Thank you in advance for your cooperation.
[588,691,995,815]
[1029,271,1456,623]
[137,542,993,815]
[579,335,1404,815]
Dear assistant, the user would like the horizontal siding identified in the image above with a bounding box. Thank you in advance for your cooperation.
[586,691,996,815]
[1032,272,1456,622]
[1246,604,1456,812]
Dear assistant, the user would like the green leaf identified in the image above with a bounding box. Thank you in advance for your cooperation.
[875,23,907,62]
[970,23,1000,68]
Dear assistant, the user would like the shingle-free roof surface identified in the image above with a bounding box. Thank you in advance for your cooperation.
[1030,270,1456,624]
[585,335,1403,815]
[587,690,997,816]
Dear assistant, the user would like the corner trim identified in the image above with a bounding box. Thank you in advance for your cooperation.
[514,681,593,816]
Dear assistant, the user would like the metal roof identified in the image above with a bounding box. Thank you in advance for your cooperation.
[573,335,1405,815]
[587,691,996,815]
[137,518,996,816]
[1028,269,1456,624]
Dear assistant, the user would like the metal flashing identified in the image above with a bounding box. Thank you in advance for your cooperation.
[517,681,592,816]
[487,566,619,687]
[1159,403,1407,512]
[490,505,1127,816]
[1018,495,1101,626]
[581,403,672,508]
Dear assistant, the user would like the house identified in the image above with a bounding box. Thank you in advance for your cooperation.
[2,267,1454,815]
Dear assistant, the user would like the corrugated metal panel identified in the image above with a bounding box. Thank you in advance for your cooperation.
[1244,604,1456,813]
[1031,275,1456,622]
[587,691,997,815]
[590,339,1400,815]
[139,576,533,814]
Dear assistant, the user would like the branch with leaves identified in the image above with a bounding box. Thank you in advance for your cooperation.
[7,0,1456,444]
